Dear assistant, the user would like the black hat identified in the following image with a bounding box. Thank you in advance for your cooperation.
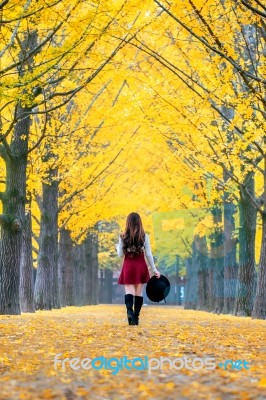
[146,275,171,303]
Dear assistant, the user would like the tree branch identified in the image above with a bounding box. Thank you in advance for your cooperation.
[0,0,81,77]
[0,0,9,10]
[32,245,39,255]
[241,0,266,18]
[32,231,40,245]
[154,0,266,85]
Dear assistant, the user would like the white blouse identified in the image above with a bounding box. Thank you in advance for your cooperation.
[115,233,158,274]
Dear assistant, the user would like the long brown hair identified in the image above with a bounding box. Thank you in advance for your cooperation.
[121,212,145,257]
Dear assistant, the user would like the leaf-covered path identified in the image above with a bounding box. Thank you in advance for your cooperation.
[0,305,265,400]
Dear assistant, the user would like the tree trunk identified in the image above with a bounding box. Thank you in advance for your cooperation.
[210,207,224,314]
[34,175,59,310]
[91,234,98,305]
[223,200,238,314]
[184,252,197,309]
[195,235,208,310]
[234,174,256,316]
[99,269,104,303]
[0,31,37,315]
[83,235,93,305]
[59,228,74,306]
[252,214,266,319]
[184,257,191,309]
[20,212,35,313]
[82,234,98,305]
[175,256,181,306]
[104,269,113,304]
[206,255,215,312]
[73,244,86,306]
[0,109,30,315]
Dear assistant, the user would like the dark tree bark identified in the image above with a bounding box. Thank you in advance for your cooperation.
[83,235,93,305]
[73,244,86,306]
[20,211,35,313]
[184,257,191,309]
[206,254,215,312]
[194,235,209,310]
[0,31,37,315]
[0,112,31,315]
[210,207,224,314]
[223,200,238,314]
[184,253,197,309]
[234,173,257,316]
[219,107,239,315]
[175,256,182,306]
[34,172,59,310]
[103,269,113,304]
[82,233,99,305]
[32,267,37,284]
[99,269,104,303]
[59,228,74,307]
[0,152,28,314]
[91,234,99,305]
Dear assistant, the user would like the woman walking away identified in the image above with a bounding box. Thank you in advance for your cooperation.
[116,212,161,326]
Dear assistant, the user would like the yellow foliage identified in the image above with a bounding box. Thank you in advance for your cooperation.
[1,0,265,261]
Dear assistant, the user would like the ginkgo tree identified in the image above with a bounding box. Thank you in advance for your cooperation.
[0,0,159,315]
[1,0,265,320]
[87,0,266,317]
[126,0,266,318]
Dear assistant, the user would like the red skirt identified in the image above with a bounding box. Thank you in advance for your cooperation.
[118,252,150,284]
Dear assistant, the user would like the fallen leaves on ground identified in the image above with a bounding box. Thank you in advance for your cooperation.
[0,305,265,399]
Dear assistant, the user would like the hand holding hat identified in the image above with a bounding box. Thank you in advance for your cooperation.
[146,274,171,303]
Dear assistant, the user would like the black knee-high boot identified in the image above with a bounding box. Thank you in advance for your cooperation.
[133,296,143,325]
[125,294,134,325]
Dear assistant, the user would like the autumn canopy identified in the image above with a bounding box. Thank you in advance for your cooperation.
[0,0,265,320]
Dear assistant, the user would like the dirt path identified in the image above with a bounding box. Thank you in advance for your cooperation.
[0,305,265,399]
